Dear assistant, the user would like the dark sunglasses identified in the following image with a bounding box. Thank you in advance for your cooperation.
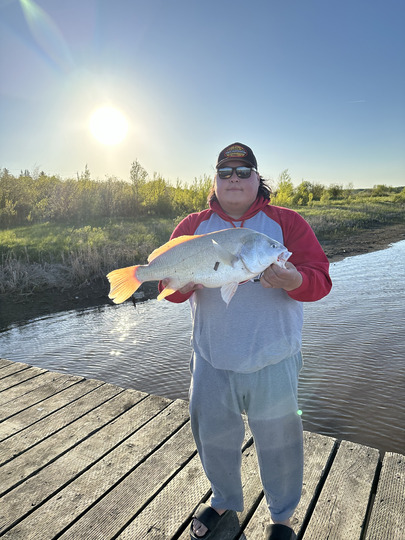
[217,166,257,179]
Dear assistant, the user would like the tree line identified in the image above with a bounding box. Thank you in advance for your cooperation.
[0,161,403,227]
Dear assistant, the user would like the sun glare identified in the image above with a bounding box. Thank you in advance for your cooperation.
[89,106,128,145]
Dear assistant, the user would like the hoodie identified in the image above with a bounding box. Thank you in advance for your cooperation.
[160,197,332,372]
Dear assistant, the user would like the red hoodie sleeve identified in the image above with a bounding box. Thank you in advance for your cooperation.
[268,207,332,302]
[157,211,211,303]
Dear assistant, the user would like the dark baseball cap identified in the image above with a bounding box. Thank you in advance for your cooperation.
[216,142,258,169]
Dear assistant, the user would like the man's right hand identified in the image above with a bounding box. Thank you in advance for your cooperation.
[161,279,204,295]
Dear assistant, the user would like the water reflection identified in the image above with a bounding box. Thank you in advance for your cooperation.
[1,241,404,454]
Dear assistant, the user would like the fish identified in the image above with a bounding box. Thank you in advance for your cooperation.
[107,227,292,306]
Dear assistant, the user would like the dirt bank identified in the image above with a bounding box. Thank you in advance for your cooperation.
[1,222,404,329]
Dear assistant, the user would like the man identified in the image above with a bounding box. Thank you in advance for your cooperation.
[160,142,332,540]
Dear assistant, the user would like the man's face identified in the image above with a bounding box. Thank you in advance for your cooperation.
[215,160,260,214]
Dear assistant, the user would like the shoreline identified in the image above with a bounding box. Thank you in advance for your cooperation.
[2,222,405,329]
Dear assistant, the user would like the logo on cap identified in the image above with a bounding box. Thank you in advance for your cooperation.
[224,144,248,159]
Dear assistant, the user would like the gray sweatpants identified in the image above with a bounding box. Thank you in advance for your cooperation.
[189,351,303,523]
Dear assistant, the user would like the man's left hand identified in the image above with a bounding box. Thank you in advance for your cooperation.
[260,262,303,291]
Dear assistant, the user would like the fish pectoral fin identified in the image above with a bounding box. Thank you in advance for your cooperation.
[157,286,178,301]
[220,282,239,306]
[212,240,238,267]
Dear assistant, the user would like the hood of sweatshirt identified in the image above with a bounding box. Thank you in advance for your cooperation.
[209,196,270,225]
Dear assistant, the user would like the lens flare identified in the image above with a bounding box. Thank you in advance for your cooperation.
[19,0,74,71]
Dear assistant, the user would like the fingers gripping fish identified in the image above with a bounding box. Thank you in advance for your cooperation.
[107,227,291,306]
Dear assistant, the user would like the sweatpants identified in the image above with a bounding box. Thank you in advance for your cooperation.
[189,351,303,523]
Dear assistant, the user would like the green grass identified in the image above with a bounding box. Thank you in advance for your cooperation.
[0,217,176,294]
[297,199,405,239]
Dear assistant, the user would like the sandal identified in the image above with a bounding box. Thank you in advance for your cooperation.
[189,503,229,539]
[266,523,297,540]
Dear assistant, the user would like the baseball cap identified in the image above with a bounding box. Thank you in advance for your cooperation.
[216,142,258,169]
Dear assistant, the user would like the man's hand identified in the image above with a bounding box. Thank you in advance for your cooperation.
[260,262,303,292]
[161,279,204,295]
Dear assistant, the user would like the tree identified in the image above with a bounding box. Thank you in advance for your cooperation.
[130,159,148,213]
[327,184,344,199]
[273,169,294,206]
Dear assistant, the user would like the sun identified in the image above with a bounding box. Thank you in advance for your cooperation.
[89,106,128,145]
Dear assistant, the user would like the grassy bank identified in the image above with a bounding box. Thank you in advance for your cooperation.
[1,197,404,297]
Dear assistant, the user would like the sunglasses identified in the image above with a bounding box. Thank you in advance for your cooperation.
[217,166,257,179]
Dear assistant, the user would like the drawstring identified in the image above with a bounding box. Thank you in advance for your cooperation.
[229,219,245,228]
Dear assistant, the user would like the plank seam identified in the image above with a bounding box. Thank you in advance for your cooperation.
[0,370,49,396]
[295,438,340,540]
[0,365,31,382]
[359,455,383,540]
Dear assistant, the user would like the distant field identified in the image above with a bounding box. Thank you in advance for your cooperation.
[0,197,404,296]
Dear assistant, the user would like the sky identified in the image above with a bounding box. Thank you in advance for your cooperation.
[1,0,404,189]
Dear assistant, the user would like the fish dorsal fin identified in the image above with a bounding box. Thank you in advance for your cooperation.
[220,282,239,305]
[148,234,203,262]
[212,239,238,267]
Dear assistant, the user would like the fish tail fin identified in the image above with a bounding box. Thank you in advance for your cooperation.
[107,265,142,304]
[156,286,177,301]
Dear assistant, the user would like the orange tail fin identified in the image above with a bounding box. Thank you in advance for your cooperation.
[107,265,142,304]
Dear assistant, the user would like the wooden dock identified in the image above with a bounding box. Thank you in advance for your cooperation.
[0,358,403,540]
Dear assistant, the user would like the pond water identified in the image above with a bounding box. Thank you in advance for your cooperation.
[1,241,404,454]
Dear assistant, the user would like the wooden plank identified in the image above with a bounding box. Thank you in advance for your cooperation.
[0,362,30,380]
[240,431,337,539]
[116,452,209,539]
[0,392,168,534]
[0,380,119,465]
[0,358,14,368]
[0,372,83,419]
[302,440,380,539]
[0,365,48,391]
[0,366,48,399]
[56,421,197,540]
[0,378,105,443]
[4,400,190,539]
[365,452,405,539]
[0,387,149,496]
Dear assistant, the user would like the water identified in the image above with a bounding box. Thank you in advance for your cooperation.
[1,241,404,454]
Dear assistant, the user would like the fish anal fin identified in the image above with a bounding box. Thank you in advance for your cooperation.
[107,265,142,304]
[157,286,178,301]
[148,234,204,262]
[212,239,238,267]
[220,282,239,305]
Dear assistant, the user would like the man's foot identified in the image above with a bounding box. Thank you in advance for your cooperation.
[266,521,296,540]
[271,518,291,527]
[190,504,227,538]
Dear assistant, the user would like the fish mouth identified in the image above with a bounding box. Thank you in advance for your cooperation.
[277,250,292,264]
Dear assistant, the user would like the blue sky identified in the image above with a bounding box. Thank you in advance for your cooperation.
[1,0,404,188]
